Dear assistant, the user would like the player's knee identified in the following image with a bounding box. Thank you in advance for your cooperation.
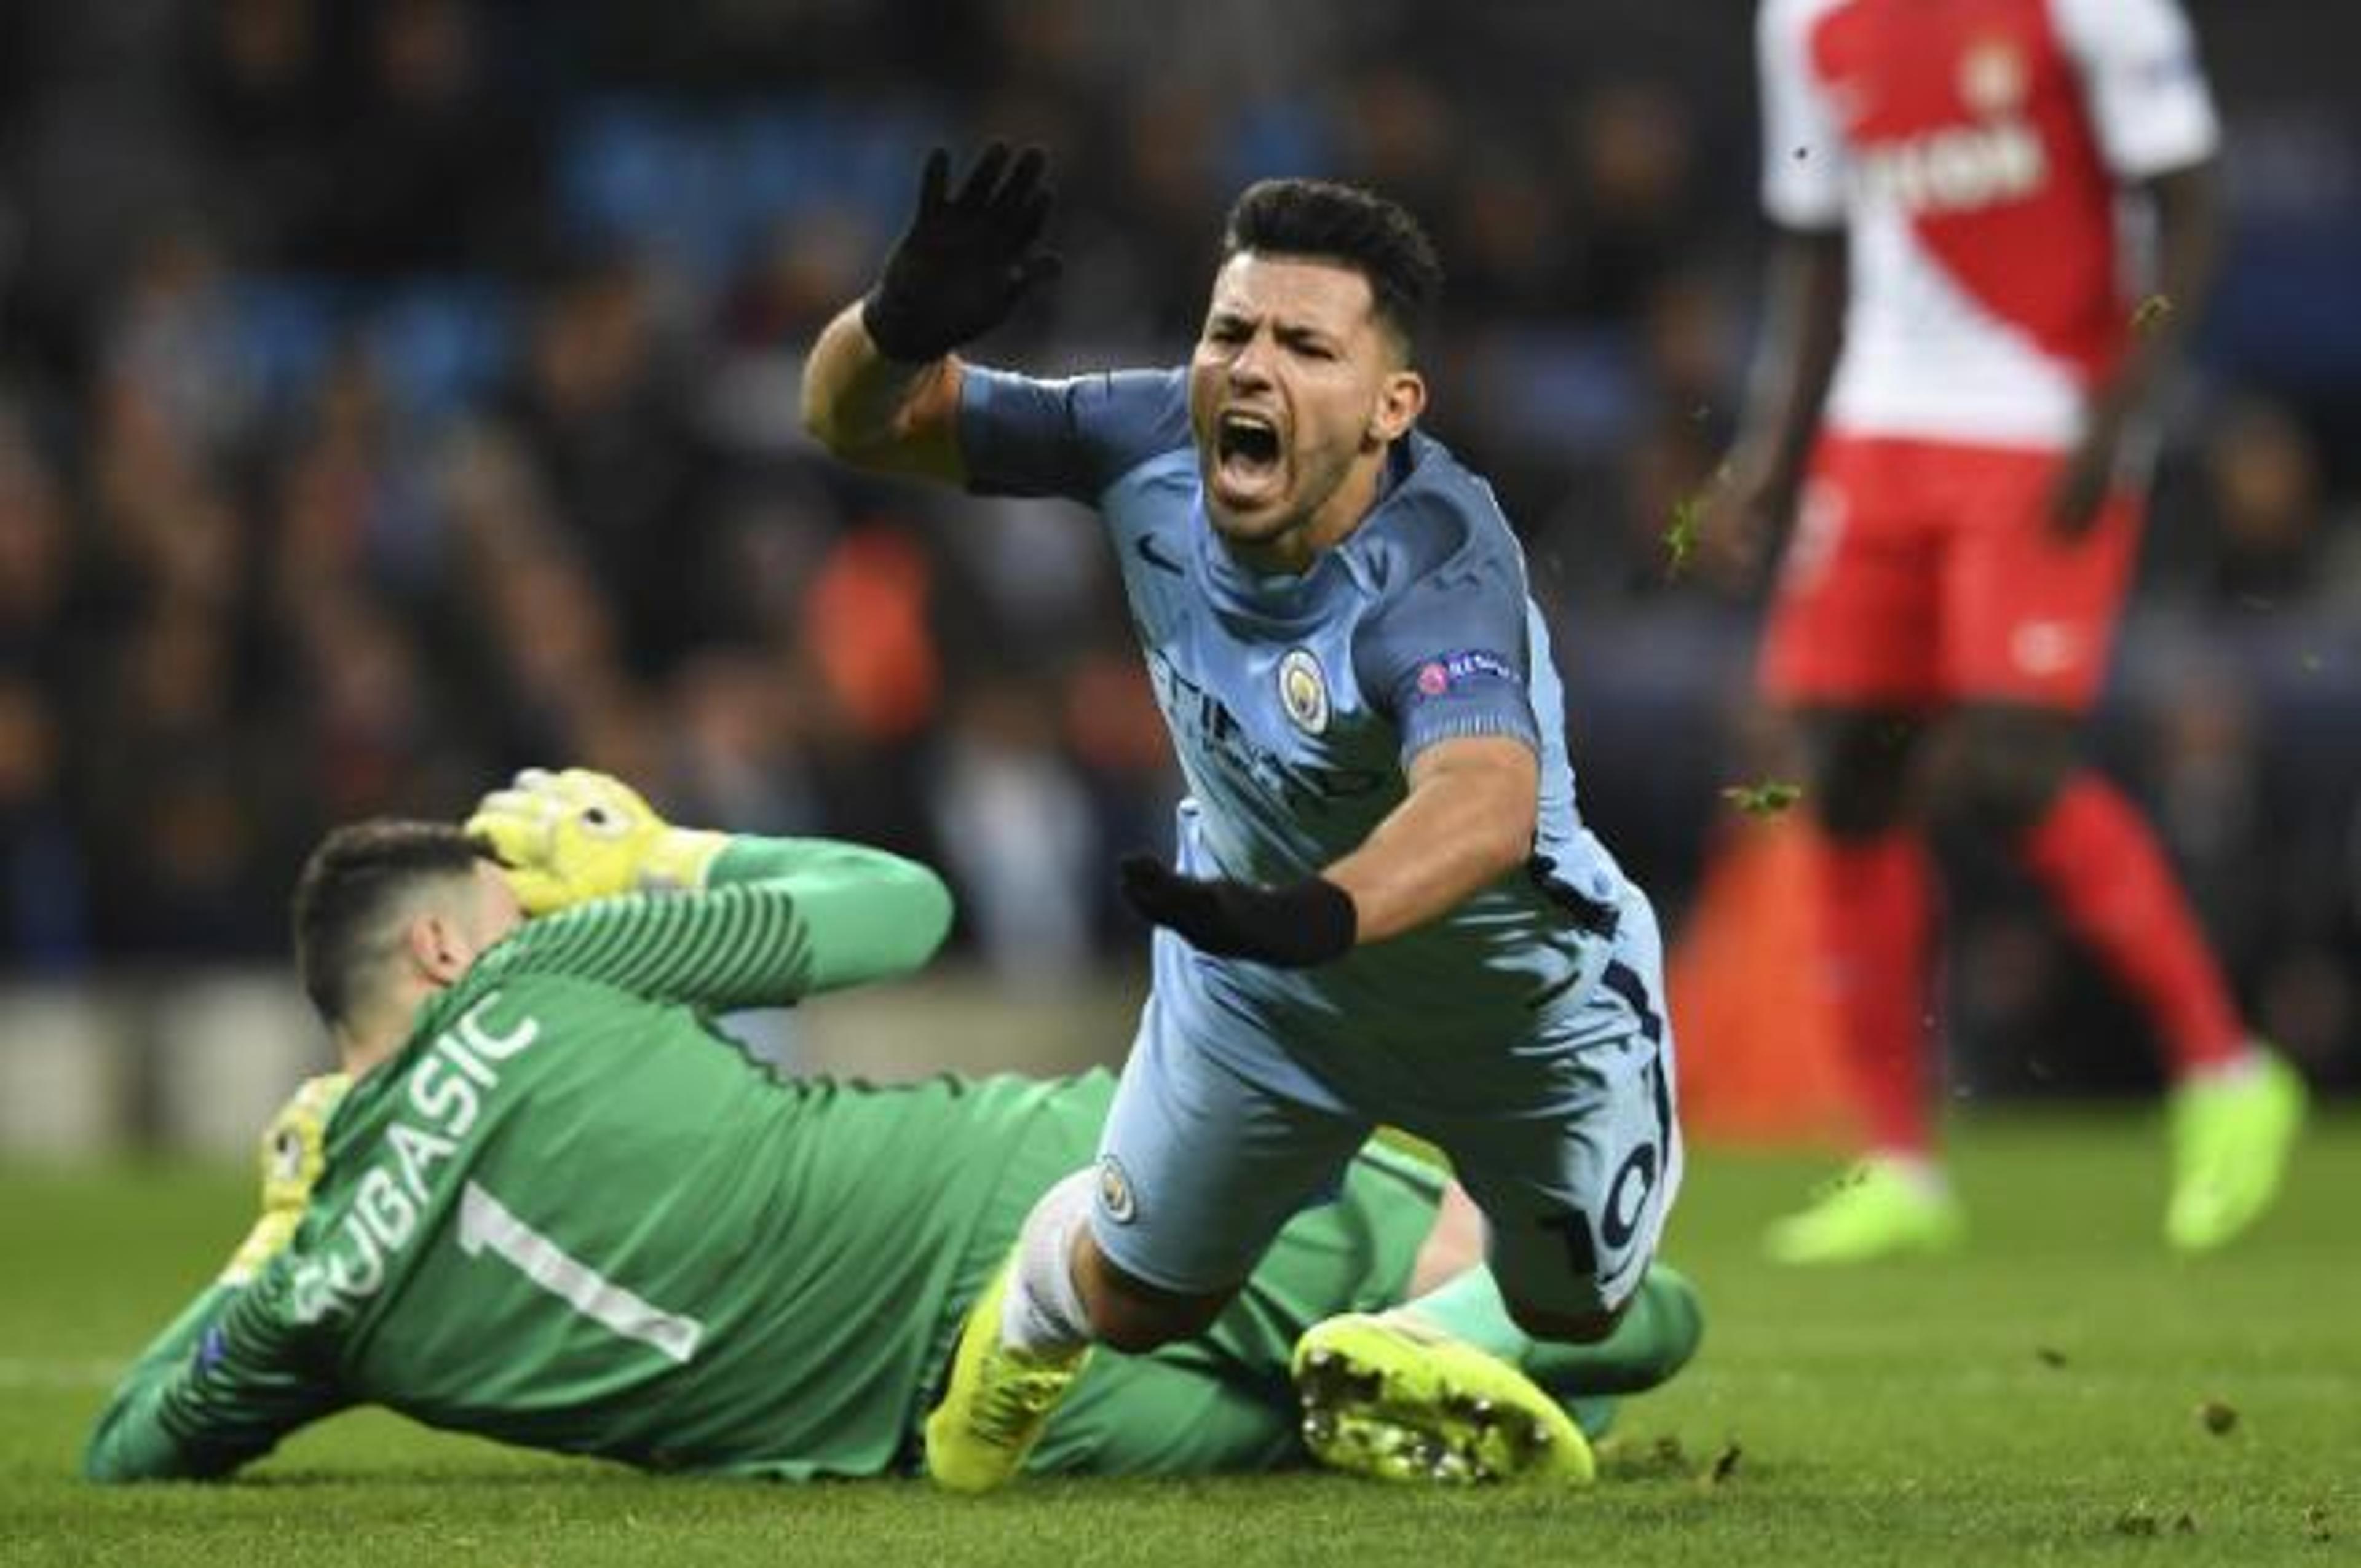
[1088,1292,1225,1353]
[1499,1294,1621,1346]
[1932,709,2079,836]
[1798,710,1921,839]
[1075,1252,1231,1353]
[1815,772,1910,839]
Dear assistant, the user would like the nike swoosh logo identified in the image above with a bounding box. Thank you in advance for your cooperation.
[1133,533,1185,576]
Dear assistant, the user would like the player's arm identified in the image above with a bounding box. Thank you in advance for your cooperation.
[477,854,949,1010]
[1707,0,1854,569]
[1320,737,1538,944]
[86,1081,356,1482]
[801,306,970,483]
[84,1269,349,1483]
[469,772,954,1010]
[1118,542,1546,966]
[466,767,954,1003]
[1715,228,1847,553]
[2050,0,2224,531]
[2116,159,2221,398]
[800,143,1059,484]
[702,833,958,994]
[1116,735,1536,965]
[2049,160,2218,531]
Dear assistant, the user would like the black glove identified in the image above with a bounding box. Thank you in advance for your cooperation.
[1118,855,1357,968]
[861,143,1062,363]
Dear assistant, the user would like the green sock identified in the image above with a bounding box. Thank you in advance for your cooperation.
[1402,1263,1706,1397]
[1522,1265,1706,1395]
[1397,1265,1533,1363]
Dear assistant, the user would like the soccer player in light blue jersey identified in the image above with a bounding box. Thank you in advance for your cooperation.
[802,146,1694,1491]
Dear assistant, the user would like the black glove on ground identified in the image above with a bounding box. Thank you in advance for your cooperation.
[1117,855,1357,968]
[861,143,1062,363]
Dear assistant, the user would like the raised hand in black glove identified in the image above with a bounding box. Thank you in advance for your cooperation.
[861,143,1062,364]
[1117,855,1358,968]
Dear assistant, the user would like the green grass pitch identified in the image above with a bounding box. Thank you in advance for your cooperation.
[4,1110,2354,1567]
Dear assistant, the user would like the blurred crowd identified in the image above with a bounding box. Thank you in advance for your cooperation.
[0,1,2354,1080]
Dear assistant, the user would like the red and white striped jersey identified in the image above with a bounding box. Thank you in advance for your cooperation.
[1757,0,2217,448]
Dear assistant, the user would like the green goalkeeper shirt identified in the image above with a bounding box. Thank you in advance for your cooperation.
[84,836,1093,1482]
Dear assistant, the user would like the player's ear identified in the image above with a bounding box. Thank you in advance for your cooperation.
[405,910,473,986]
[1367,368,1425,445]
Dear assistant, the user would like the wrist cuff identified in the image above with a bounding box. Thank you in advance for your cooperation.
[1259,877,1358,967]
[859,288,946,366]
[642,829,730,894]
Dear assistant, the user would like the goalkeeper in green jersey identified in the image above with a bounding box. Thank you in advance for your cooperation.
[85,770,1703,1485]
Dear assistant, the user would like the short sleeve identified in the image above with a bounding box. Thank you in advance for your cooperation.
[2052,0,2218,180]
[1759,0,1850,231]
[1353,549,1540,766]
[957,366,1191,504]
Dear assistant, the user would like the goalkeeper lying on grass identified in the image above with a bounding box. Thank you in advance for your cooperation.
[85,770,1701,1486]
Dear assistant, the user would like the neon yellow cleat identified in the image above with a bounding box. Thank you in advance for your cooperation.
[2166,1051,2306,1253]
[922,1260,1090,1493]
[1763,1159,1965,1265]
[1291,1313,1594,1487]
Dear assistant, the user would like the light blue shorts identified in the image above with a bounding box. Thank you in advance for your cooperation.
[1089,884,1681,1319]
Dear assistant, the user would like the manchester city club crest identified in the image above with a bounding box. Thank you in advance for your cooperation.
[1278,647,1329,735]
[1097,1155,1138,1224]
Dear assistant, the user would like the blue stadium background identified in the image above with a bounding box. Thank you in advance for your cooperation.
[0,1,2352,1125]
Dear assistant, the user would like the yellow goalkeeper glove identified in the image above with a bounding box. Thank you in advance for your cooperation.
[221,1072,352,1286]
[463,767,729,917]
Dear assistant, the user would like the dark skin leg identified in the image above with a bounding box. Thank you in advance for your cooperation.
[1071,1229,1235,1354]
[1501,1298,1623,1344]
[1926,703,2084,837]
[1795,705,1929,842]
[1795,700,2082,844]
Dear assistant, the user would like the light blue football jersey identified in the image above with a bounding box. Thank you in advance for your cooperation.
[961,366,1636,1096]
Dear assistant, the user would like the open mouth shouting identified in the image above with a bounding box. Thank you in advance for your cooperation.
[1210,406,1287,513]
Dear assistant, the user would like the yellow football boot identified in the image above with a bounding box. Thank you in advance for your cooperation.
[923,1259,1091,1493]
[1763,1158,1965,1265]
[2167,1051,2306,1253]
[1292,1313,1594,1487]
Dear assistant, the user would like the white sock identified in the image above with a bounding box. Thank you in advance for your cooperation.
[999,1169,1096,1355]
[2181,1048,2265,1091]
[1867,1150,1951,1197]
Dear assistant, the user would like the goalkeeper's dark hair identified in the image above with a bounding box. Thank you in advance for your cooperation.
[1221,178,1444,356]
[292,820,488,1028]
